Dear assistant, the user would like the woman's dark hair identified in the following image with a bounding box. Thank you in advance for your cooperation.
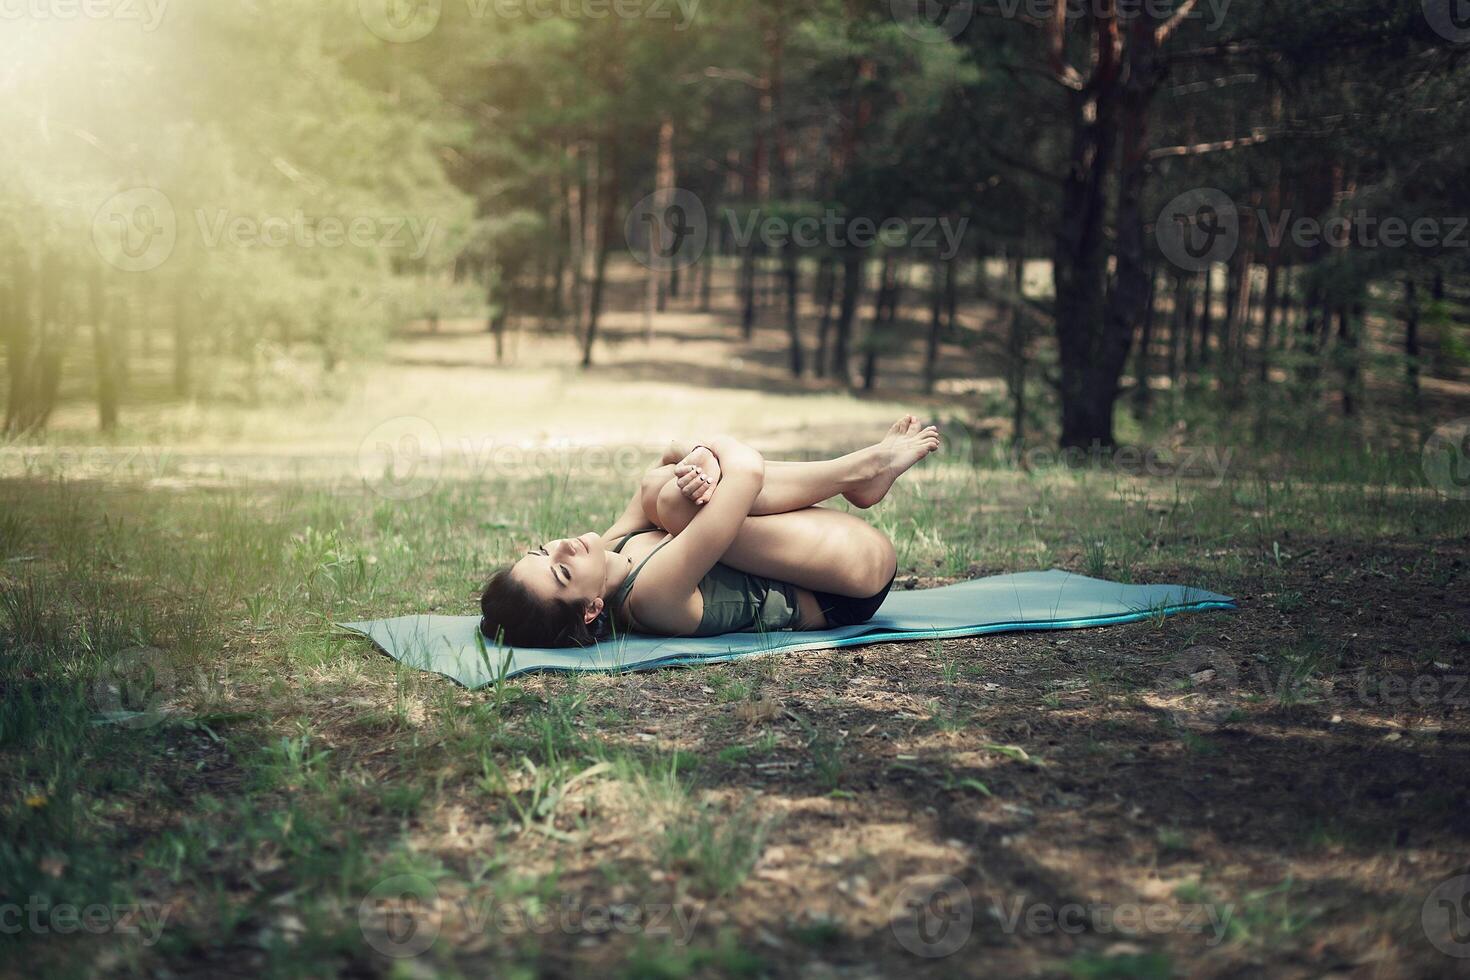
[478,563,611,649]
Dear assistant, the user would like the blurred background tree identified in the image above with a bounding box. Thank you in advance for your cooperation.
[1,0,1465,452]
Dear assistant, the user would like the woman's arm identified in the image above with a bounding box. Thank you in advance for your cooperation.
[662,436,723,505]
[604,454,710,539]
[601,472,662,541]
[628,436,765,633]
[660,437,701,466]
[608,433,725,539]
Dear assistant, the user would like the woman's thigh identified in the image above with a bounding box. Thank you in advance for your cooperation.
[658,482,896,596]
[726,507,895,596]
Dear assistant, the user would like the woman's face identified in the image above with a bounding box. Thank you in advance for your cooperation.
[510,531,608,617]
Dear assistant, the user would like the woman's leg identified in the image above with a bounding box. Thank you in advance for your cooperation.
[642,415,940,521]
[654,480,897,597]
[643,453,873,522]
[754,453,879,514]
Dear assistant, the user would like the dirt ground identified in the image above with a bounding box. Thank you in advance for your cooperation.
[5,271,1470,978]
[322,542,1467,978]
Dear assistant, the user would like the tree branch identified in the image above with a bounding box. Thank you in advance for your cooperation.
[699,67,766,90]
[1167,73,1259,97]
[1156,0,1203,46]
[1167,41,1264,64]
[1045,1,1083,89]
[1149,129,1270,159]
[1000,60,1083,91]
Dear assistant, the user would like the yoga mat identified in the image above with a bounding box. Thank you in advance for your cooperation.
[337,569,1235,689]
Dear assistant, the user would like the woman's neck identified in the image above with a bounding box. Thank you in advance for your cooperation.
[601,549,636,618]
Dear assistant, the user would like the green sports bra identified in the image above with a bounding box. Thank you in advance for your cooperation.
[607,529,805,637]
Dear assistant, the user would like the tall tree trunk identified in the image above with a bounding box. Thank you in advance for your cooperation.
[814,257,836,378]
[1053,15,1126,449]
[832,250,862,387]
[922,255,946,394]
[1007,253,1027,449]
[566,141,587,337]
[1169,272,1188,389]
[944,249,958,338]
[698,219,716,313]
[1431,272,1446,375]
[581,140,601,346]
[89,265,118,432]
[1258,84,1284,380]
[862,255,898,391]
[1224,191,1259,402]
[645,116,675,341]
[1403,274,1420,405]
[739,241,758,339]
[1259,256,1280,383]
[1182,270,1198,371]
[532,249,550,324]
[173,282,191,397]
[1278,266,1295,350]
[1223,253,1241,353]
[768,10,795,377]
[781,243,803,377]
[3,250,35,434]
[1338,304,1360,416]
[550,205,567,323]
[1197,264,1214,367]
[490,297,508,364]
[1296,277,1326,388]
[972,249,989,301]
[582,138,619,368]
[1132,265,1158,416]
[34,250,68,431]
[1107,14,1160,427]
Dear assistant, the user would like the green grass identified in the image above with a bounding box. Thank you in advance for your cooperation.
[1068,951,1173,979]
[618,929,765,979]
[1,380,1467,974]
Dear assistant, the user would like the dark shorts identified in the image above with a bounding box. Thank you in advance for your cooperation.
[810,568,897,629]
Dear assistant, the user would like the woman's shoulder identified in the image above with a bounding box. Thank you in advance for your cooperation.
[619,532,703,634]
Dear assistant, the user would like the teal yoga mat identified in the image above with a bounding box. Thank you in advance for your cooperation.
[338,569,1235,689]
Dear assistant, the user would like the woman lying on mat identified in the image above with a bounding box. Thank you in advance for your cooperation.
[478,416,941,647]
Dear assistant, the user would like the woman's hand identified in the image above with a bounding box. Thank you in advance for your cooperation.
[673,446,721,505]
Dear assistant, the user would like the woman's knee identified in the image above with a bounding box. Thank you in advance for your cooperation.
[833,521,895,596]
[864,529,898,594]
[656,476,698,533]
[641,465,676,526]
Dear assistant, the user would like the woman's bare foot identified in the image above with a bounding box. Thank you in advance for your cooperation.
[843,415,941,508]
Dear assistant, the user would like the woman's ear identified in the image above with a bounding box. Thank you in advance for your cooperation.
[584,596,604,625]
